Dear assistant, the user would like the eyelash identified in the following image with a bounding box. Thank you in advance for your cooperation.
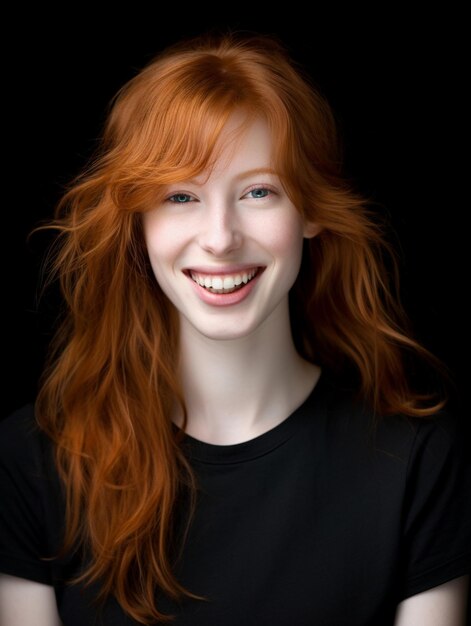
[164,185,277,204]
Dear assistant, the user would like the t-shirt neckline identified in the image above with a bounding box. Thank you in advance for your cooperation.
[174,368,329,465]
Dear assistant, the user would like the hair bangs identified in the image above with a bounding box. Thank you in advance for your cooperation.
[97,48,295,215]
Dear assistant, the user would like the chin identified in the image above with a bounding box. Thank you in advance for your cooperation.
[183,317,262,342]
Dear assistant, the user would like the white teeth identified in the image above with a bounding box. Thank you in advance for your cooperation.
[189,268,258,291]
[223,276,235,289]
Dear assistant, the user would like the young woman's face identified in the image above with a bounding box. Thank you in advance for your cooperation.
[142,111,320,341]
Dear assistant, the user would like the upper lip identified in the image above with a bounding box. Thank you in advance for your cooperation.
[183,264,265,276]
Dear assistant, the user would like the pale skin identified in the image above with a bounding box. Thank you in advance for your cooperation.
[1,111,468,623]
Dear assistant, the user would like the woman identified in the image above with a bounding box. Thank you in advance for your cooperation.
[0,30,469,626]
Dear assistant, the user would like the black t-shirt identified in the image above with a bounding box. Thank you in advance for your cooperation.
[1,369,470,625]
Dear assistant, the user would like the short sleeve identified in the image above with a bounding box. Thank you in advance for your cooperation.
[0,404,54,584]
[399,408,471,599]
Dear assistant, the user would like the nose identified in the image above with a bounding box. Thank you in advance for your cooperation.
[198,202,242,256]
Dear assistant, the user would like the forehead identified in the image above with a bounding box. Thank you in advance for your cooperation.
[189,114,275,184]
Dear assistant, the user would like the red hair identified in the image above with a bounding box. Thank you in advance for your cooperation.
[31,29,451,623]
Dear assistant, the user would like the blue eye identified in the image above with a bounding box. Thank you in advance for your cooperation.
[246,187,273,199]
[167,193,194,204]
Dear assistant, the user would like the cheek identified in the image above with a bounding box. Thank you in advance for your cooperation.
[259,211,305,263]
[259,212,306,295]
[141,213,179,288]
[142,211,180,262]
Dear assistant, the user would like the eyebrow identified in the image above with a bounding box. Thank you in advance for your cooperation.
[233,167,278,180]
[188,167,278,185]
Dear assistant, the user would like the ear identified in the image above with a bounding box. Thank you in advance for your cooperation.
[303,221,323,239]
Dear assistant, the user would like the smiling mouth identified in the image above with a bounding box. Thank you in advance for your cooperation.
[184,267,264,294]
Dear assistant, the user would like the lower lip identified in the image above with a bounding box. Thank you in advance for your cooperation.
[185,269,264,307]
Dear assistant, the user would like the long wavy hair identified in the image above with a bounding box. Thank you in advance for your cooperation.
[32,29,452,624]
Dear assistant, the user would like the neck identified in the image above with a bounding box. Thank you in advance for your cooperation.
[173,298,321,444]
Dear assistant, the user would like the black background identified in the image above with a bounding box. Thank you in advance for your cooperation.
[3,12,468,431]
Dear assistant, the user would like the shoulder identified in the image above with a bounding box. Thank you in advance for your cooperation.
[397,403,468,481]
[329,372,461,441]
[321,374,467,475]
[1,400,40,441]
[0,402,54,479]
[0,402,39,439]
[0,401,37,446]
[324,381,471,598]
[320,375,415,457]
